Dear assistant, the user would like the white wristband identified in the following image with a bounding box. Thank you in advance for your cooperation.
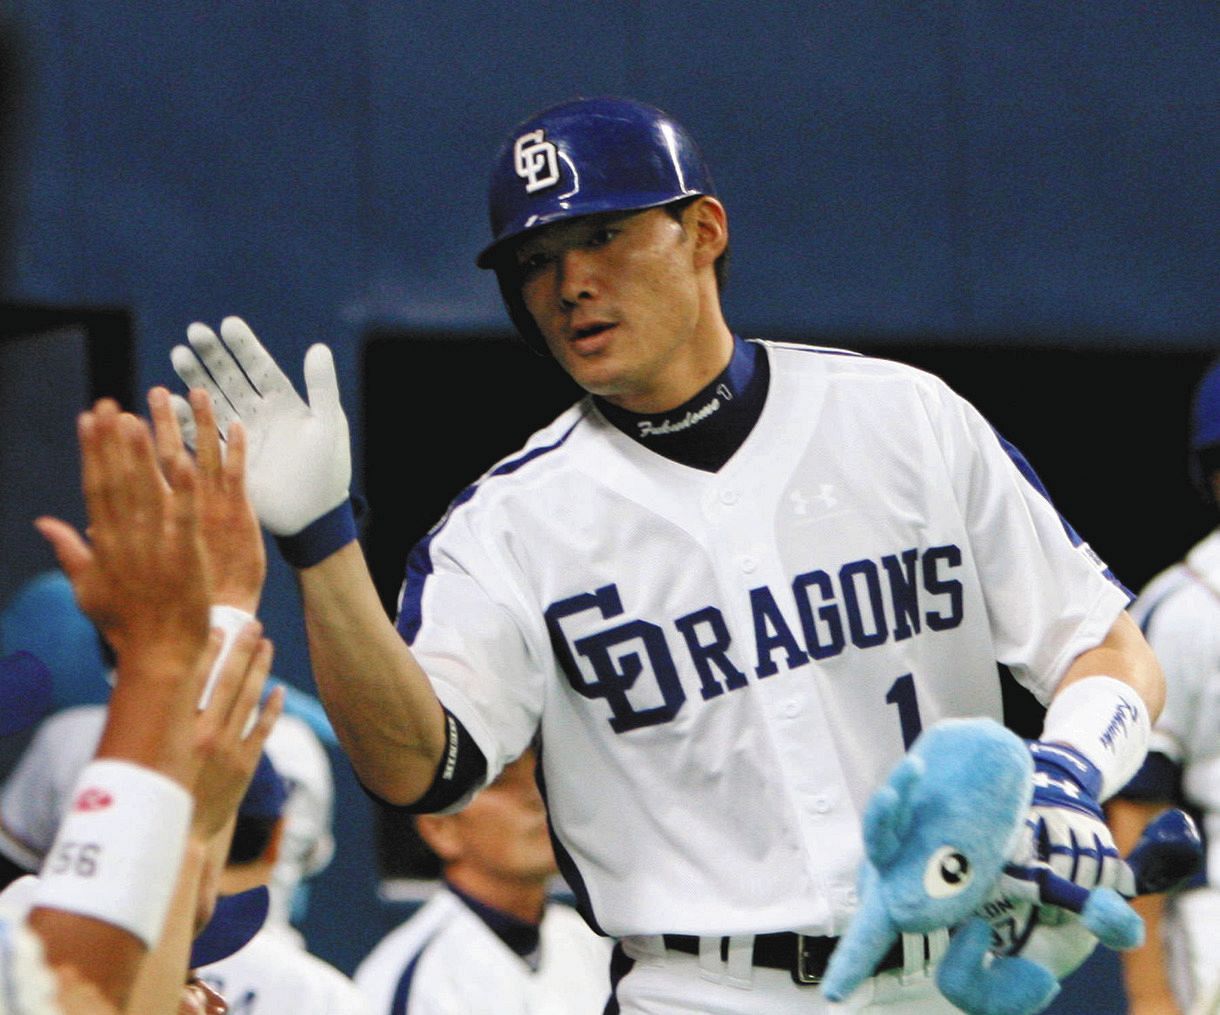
[1041,675,1151,800]
[200,605,256,710]
[31,759,192,948]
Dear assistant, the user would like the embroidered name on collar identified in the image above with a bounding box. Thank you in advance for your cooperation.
[636,384,733,439]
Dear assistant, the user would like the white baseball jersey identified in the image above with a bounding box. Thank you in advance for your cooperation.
[196,923,370,1015]
[0,705,103,869]
[1128,527,1220,1008]
[1129,528,1220,844]
[353,888,612,1015]
[398,340,1129,940]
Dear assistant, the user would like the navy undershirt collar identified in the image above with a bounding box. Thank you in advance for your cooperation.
[446,880,542,969]
[594,335,770,472]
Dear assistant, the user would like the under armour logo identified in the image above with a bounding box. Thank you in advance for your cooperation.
[514,130,560,193]
[1033,771,1081,798]
[789,484,838,517]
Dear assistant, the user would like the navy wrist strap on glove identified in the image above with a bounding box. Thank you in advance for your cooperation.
[276,498,358,568]
[1028,741,1105,819]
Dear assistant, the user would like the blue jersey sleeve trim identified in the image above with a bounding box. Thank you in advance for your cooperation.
[397,415,586,643]
[991,428,1133,601]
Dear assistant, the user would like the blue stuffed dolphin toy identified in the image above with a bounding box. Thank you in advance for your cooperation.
[822,717,1197,1015]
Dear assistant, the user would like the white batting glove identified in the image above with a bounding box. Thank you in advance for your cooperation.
[170,317,351,540]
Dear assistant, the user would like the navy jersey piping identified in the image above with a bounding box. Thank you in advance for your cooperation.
[602,943,636,1015]
[1135,569,1190,636]
[536,736,606,937]
[762,339,861,358]
[389,929,441,1015]
[992,428,1132,601]
[398,412,589,642]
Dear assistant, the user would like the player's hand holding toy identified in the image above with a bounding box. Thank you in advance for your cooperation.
[171,317,355,569]
[822,716,1201,1015]
[978,738,1138,986]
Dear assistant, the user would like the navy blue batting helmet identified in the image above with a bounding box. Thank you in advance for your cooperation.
[476,96,716,269]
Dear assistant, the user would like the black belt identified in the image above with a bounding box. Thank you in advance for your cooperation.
[662,931,906,986]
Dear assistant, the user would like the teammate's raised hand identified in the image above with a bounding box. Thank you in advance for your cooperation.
[149,385,266,613]
[170,317,351,538]
[187,620,283,841]
[35,399,211,679]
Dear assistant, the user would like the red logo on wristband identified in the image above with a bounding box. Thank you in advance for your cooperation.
[72,787,114,812]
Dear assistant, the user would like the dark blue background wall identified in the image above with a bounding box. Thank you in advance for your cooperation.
[1,1,1215,993]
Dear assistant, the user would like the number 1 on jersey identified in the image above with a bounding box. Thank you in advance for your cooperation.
[885,672,923,749]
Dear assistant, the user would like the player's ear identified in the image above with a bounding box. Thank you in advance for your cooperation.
[688,196,728,270]
[415,813,462,863]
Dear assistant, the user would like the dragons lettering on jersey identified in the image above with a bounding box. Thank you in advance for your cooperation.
[544,543,964,733]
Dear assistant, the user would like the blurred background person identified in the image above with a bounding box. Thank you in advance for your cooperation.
[1109,358,1220,1015]
[354,748,611,1014]
[193,753,368,1014]
[0,684,361,1010]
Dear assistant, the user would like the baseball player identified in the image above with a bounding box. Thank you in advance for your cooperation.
[1108,358,1220,1015]
[354,748,612,1014]
[171,97,1164,1013]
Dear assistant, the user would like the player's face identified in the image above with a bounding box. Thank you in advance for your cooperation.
[514,201,730,413]
[448,751,555,885]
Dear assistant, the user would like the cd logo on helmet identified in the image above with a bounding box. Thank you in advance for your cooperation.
[514,130,560,193]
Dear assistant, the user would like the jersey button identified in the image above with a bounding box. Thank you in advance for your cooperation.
[782,700,801,718]
[719,489,739,505]
[811,796,831,814]
[740,556,758,573]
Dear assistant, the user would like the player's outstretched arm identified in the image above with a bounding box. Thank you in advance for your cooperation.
[126,620,283,1015]
[296,543,447,804]
[171,318,447,804]
[29,400,210,1007]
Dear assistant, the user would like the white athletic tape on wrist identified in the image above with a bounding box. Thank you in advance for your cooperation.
[1040,675,1150,801]
[31,759,192,948]
[200,605,256,711]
